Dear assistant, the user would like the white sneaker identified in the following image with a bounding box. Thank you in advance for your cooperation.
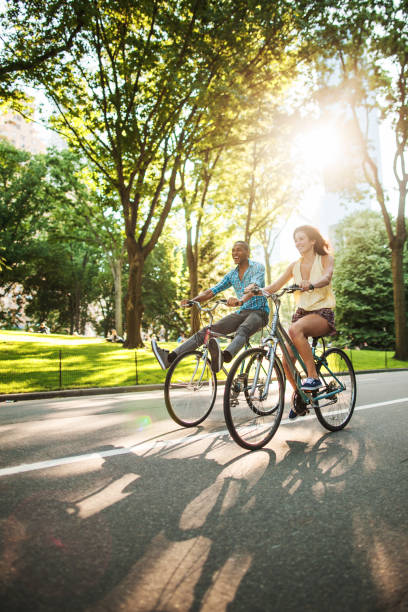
[151,339,171,369]
[208,337,223,373]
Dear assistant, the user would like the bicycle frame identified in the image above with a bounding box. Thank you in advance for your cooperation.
[185,299,249,387]
[251,291,345,406]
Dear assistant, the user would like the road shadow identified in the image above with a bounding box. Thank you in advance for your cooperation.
[0,424,406,611]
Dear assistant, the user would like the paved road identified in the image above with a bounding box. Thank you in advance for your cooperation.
[0,371,407,612]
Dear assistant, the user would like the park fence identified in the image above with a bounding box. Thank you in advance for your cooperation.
[0,346,404,396]
[0,349,148,395]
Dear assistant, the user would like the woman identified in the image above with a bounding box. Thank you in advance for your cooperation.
[246,225,336,418]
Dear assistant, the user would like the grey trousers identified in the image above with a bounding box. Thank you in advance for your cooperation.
[173,309,268,359]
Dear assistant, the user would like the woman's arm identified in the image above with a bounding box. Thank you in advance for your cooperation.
[308,254,334,289]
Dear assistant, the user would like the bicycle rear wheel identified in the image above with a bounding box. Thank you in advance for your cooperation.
[224,348,285,450]
[164,351,217,427]
[315,348,356,431]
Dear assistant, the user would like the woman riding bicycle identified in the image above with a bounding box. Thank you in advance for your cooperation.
[246,225,336,417]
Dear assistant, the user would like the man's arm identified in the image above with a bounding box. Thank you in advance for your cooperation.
[180,271,232,307]
[180,288,214,307]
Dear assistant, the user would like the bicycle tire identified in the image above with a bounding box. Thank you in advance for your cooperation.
[164,350,217,427]
[224,348,285,450]
[314,347,356,431]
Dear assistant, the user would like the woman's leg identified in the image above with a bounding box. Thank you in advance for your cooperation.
[289,314,330,379]
[282,343,298,391]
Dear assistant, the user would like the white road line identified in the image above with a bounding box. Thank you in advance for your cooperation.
[1,396,407,478]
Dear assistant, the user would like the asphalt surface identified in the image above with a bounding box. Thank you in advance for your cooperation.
[0,370,407,612]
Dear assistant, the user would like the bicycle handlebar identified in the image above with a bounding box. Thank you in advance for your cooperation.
[185,298,228,313]
[251,284,302,299]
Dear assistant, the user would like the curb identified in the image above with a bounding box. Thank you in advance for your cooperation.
[0,384,164,402]
[1,368,407,403]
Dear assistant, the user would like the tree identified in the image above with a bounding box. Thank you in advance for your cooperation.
[0,0,90,107]
[0,140,112,333]
[333,210,408,349]
[7,0,299,347]
[142,232,186,339]
[297,0,408,358]
[178,143,232,333]
[23,237,102,334]
[46,155,127,336]
[0,138,50,284]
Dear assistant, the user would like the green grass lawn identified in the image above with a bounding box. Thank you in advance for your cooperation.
[0,330,175,394]
[1,330,407,395]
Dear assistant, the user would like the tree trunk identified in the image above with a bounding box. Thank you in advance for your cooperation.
[262,244,272,285]
[124,236,144,348]
[391,244,408,360]
[110,258,123,336]
[186,228,200,334]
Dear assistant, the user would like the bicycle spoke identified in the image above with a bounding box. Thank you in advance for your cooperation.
[224,348,285,450]
[315,348,356,431]
[165,351,217,427]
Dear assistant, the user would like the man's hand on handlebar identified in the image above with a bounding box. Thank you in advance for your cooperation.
[244,283,266,296]
[227,296,241,307]
[244,283,258,295]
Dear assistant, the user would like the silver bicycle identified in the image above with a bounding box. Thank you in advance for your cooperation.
[164,299,231,427]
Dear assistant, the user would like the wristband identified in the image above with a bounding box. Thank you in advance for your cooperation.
[309,283,314,290]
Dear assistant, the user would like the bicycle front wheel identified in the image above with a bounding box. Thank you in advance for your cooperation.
[224,348,285,450]
[164,351,217,427]
[315,348,356,431]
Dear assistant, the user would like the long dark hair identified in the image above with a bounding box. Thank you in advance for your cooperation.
[293,225,330,255]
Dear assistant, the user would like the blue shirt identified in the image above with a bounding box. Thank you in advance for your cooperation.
[210,259,269,314]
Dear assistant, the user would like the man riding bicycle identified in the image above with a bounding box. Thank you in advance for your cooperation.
[151,241,269,372]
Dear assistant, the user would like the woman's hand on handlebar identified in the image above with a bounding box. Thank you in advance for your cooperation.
[298,280,313,292]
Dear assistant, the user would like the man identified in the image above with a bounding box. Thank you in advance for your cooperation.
[151,241,269,372]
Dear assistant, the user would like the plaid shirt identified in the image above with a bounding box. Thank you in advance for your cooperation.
[210,259,269,314]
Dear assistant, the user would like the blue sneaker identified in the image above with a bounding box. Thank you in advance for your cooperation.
[301,377,323,392]
[289,390,308,419]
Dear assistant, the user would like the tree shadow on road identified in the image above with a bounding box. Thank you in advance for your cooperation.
[1,424,406,612]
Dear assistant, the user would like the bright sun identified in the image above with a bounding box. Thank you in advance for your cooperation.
[296,124,343,171]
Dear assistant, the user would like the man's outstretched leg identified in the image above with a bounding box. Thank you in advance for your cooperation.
[208,309,268,372]
[151,313,243,371]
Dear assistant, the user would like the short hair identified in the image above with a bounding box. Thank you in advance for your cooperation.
[233,240,250,251]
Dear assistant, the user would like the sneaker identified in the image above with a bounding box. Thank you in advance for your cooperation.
[151,338,171,370]
[301,377,323,392]
[208,337,223,373]
[289,390,308,419]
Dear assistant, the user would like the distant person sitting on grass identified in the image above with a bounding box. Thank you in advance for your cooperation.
[107,329,124,343]
[38,322,49,334]
[151,240,269,373]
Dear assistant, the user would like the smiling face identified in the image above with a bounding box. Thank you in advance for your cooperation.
[294,230,315,256]
[231,242,249,265]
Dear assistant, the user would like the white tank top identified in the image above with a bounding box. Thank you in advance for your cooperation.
[292,254,336,310]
